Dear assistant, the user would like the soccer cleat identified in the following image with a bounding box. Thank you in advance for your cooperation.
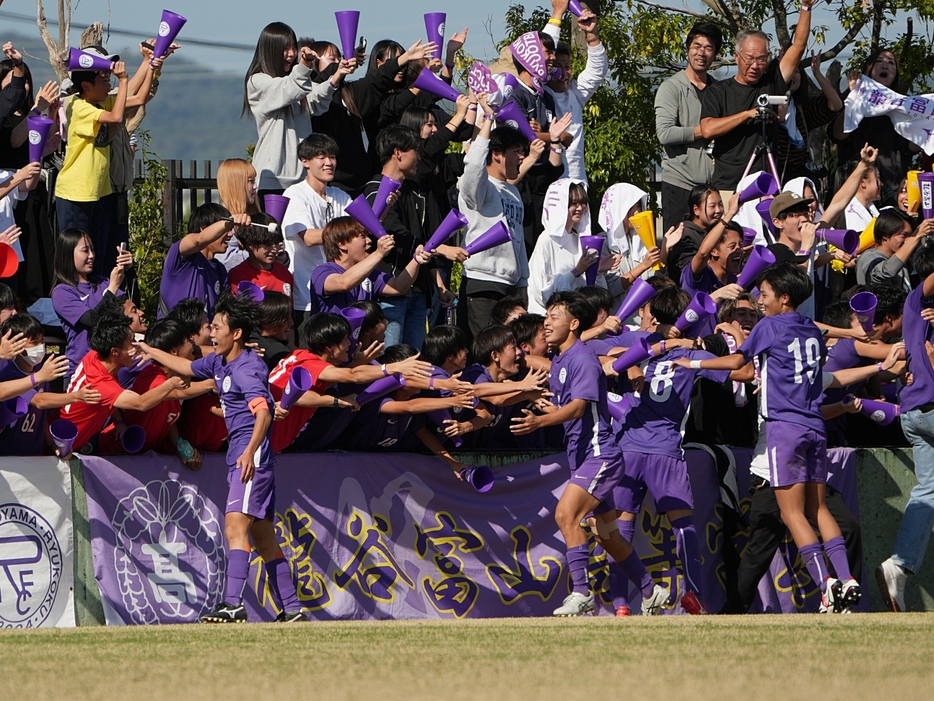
[200,602,247,623]
[821,577,842,614]
[276,610,308,623]
[839,578,861,610]
[552,592,595,617]
[641,584,668,616]
[875,558,907,612]
[680,590,707,615]
[615,605,631,617]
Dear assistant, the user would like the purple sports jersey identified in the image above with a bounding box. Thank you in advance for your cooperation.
[899,285,934,412]
[158,241,228,318]
[310,262,391,315]
[190,349,274,467]
[0,361,47,455]
[549,340,620,470]
[822,338,871,446]
[51,279,120,374]
[739,312,826,433]
[618,347,730,458]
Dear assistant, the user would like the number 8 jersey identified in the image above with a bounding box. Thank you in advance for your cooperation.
[618,347,730,459]
[738,312,826,434]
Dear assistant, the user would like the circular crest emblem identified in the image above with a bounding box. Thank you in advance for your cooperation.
[559,368,567,383]
[159,21,171,37]
[28,130,41,145]
[870,410,886,423]
[222,376,232,393]
[78,54,94,68]
[0,503,63,628]
[685,309,699,323]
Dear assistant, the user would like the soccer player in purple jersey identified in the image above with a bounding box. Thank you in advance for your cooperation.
[136,291,306,623]
[512,291,667,616]
[675,262,862,613]
[607,287,752,615]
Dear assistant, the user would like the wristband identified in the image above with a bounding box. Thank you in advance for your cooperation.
[482,113,495,121]
[877,363,885,373]
[659,340,667,354]
[689,360,703,369]
[381,364,389,377]
[572,268,582,278]
[548,18,562,26]
[333,396,340,408]
[467,105,478,111]
[801,5,812,11]
[30,373,37,387]
[551,146,563,153]
[445,62,455,71]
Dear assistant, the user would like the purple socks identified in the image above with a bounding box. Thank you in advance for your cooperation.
[266,556,300,613]
[610,520,637,607]
[799,541,828,592]
[671,515,703,598]
[566,543,591,594]
[617,549,656,599]
[225,548,250,605]
[823,536,852,581]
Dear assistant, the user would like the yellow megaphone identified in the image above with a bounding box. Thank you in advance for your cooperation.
[629,210,661,270]
[907,171,921,214]
[858,218,877,254]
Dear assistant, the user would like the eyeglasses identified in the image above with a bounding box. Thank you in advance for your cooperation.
[738,53,770,66]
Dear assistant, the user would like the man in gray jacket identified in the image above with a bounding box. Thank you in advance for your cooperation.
[655,23,721,232]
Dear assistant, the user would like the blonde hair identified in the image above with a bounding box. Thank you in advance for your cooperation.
[217,159,260,215]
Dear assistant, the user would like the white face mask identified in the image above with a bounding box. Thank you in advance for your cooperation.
[22,344,46,367]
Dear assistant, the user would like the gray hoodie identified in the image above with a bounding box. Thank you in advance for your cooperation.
[654,69,714,190]
[459,136,529,287]
[248,62,336,191]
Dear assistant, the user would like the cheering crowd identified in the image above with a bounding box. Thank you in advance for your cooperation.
[1,0,933,620]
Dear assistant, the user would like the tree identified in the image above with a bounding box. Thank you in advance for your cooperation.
[35,0,71,82]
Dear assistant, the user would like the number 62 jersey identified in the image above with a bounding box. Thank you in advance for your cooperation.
[737,312,827,434]
[618,347,730,459]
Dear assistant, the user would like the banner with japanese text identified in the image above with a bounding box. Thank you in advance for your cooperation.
[0,457,75,628]
[79,448,861,624]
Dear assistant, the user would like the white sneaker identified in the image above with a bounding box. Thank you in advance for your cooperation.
[821,577,842,614]
[840,578,861,610]
[641,584,668,616]
[875,558,907,612]
[553,592,594,617]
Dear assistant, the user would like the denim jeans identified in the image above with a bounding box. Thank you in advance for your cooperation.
[380,294,428,349]
[893,408,934,573]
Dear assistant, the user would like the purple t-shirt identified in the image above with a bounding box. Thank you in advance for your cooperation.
[460,363,517,450]
[739,312,826,433]
[310,262,391,315]
[158,241,228,318]
[550,340,620,470]
[821,338,869,444]
[900,285,934,412]
[190,349,273,467]
[51,279,118,374]
[619,347,730,458]
[0,360,47,455]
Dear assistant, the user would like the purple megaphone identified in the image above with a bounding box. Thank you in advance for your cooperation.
[464,221,511,256]
[26,115,54,164]
[819,228,859,256]
[346,194,389,238]
[675,291,717,334]
[741,227,757,247]
[356,374,406,405]
[615,278,656,321]
[496,101,538,143]
[849,291,878,334]
[569,0,585,17]
[737,245,776,290]
[606,392,632,423]
[67,47,115,72]
[459,465,494,493]
[579,235,605,286]
[263,194,290,224]
[49,419,78,457]
[335,10,361,60]
[918,172,934,220]
[425,209,469,253]
[120,425,147,454]
[492,72,520,104]
[152,10,187,60]
[612,337,654,374]
[424,12,446,58]
[341,306,366,342]
[738,172,779,204]
[281,367,313,410]
[413,67,462,103]
[755,200,777,237]
[0,396,28,428]
[237,281,264,303]
[859,398,900,426]
[372,176,402,219]
[428,409,463,448]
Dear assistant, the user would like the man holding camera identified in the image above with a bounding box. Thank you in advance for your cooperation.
[699,0,814,196]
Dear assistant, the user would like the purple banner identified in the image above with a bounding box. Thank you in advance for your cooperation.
[79,448,861,623]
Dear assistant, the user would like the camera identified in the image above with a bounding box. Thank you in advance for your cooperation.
[757,94,789,107]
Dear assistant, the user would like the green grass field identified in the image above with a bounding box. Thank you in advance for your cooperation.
[2,615,933,700]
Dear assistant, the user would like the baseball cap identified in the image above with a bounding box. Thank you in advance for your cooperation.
[769,191,814,220]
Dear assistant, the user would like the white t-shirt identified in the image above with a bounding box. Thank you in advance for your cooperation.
[844,198,879,233]
[281,180,351,311]
[0,170,27,261]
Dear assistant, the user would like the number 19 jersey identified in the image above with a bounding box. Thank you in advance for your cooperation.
[739,312,826,434]
[618,347,730,458]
